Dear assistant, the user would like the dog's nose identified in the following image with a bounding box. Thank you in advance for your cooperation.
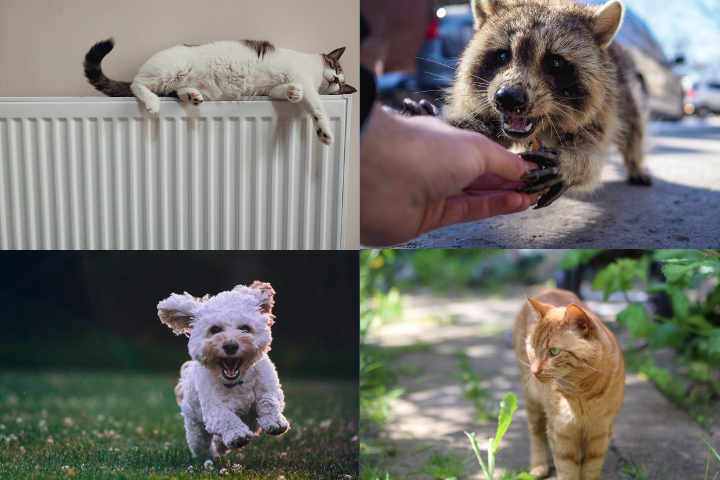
[222,341,239,355]
[495,84,529,114]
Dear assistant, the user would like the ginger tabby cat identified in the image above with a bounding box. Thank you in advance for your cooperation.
[513,289,625,480]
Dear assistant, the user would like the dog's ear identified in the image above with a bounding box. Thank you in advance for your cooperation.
[157,293,199,336]
[249,281,276,318]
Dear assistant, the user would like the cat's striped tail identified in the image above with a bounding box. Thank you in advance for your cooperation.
[83,38,133,96]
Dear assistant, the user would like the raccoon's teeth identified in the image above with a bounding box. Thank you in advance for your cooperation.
[524,122,533,132]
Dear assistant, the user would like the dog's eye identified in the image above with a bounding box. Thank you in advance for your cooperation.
[496,50,511,65]
[546,55,565,74]
[210,326,222,334]
[239,326,250,333]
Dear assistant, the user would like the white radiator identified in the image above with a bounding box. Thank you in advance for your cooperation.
[0,96,352,250]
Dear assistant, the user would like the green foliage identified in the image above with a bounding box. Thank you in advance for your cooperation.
[455,352,496,421]
[559,249,605,270]
[589,250,720,362]
[466,393,532,480]
[417,450,470,480]
[695,429,720,480]
[0,372,358,479]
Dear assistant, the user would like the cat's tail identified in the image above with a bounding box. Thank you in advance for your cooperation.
[83,38,133,96]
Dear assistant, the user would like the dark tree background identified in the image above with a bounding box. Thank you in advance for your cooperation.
[0,251,359,378]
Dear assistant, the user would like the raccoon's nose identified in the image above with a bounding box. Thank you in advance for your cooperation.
[495,84,529,114]
[222,341,239,355]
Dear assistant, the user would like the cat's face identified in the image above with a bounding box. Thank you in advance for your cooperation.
[525,298,600,384]
[320,47,357,95]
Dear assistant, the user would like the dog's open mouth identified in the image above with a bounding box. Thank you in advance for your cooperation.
[218,358,243,382]
[502,115,537,138]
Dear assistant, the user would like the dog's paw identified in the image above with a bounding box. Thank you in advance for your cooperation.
[259,415,290,436]
[211,435,230,457]
[287,83,303,103]
[224,430,254,450]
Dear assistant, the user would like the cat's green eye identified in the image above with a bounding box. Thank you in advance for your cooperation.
[549,347,561,356]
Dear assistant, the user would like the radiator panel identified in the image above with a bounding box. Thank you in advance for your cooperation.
[0,96,351,249]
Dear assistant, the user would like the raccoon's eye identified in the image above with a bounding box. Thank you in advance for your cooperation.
[546,55,566,74]
[496,50,511,65]
[549,347,561,356]
[210,326,222,335]
[239,325,251,333]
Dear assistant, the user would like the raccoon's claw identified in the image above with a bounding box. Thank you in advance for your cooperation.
[534,182,568,209]
[401,98,438,117]
[518,147,561,168]
[520,166,560,185]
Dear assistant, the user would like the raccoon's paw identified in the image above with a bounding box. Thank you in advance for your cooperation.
[518,147,568,209]
[287,83,303,103]
[401,98,438,117]
[628,172,653,186]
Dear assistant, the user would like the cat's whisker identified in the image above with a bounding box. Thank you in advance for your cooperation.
[581,362,604,373]
[517,359,530,367]
[523,375,535,392]
[552,375,592,399]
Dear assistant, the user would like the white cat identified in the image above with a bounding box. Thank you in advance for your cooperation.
[84,39,356,145]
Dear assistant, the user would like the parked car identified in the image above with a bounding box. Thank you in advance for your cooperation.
[414,2,685,120]
[684,80,720,117]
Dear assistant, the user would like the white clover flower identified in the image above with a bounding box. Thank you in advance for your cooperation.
[232,463,242,472]
[319,419,332,429]
[61,466,69,471]
[188,466,193,472]
[204,459,213,470]
[47,437,54,444]
[219,468,228,475]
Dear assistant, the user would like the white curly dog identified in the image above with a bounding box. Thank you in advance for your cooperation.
[158,281,290,458]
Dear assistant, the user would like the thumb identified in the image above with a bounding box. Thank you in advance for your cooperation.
[466,131,533,181]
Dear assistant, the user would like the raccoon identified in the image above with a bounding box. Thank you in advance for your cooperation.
[445,0,650,208]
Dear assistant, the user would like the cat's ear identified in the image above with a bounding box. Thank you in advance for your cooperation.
[525,296,553,316]
[564,303,593,336]
[338,84,357,94]
[326,47,346,61]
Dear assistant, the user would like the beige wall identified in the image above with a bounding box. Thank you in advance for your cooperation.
[0,0,359,249]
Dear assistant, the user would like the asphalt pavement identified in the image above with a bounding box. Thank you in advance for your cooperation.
[398,117,720,249]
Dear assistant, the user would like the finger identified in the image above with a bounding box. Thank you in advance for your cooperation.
[464,174,527,191]
[418,192,532,235]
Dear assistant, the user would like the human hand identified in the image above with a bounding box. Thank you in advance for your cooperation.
[361,105,538,246]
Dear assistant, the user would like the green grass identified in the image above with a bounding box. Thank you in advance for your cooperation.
[455,351,496,421]
[0,371,357,479]
[417,450,470,479]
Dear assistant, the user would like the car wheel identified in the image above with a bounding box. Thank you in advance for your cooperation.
[697,106,711,118]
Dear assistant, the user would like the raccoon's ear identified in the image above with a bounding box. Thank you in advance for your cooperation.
[592,0,625,48]
[157,293,199,336]
[471,0,503,28]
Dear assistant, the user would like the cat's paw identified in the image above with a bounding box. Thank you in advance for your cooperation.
[287,84,303,103]
[144,97,160,115]
[177,88,204,106]
[528,464,550,479]
[316,126,333,145]
[186,92,203,106]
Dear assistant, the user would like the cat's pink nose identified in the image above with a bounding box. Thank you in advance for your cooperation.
[531,366,542,376]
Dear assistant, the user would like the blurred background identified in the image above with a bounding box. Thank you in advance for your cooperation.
[360,249,720,479]
[0,251,359,378]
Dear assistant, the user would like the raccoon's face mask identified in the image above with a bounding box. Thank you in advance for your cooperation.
[465,0,625,139]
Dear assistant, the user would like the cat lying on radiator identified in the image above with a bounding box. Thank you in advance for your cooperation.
[84,39,356,145]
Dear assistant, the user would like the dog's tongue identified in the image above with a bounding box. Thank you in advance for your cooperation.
[221,358,241,379]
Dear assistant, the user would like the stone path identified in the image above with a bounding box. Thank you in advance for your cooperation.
[369,286,719,479]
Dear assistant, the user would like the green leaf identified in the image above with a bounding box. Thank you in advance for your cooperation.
[695,430,720,463]
[616,303,652,340]
[649,323,690,351]
[671,290,690,320]
[645,283,671,294]
[492,392,518,454]
[465,431,490,479]
[687,315,713,334]
[663,262,699,283]
[514,474,536,480]
[709,329,720,355]
[592,265,617,299]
